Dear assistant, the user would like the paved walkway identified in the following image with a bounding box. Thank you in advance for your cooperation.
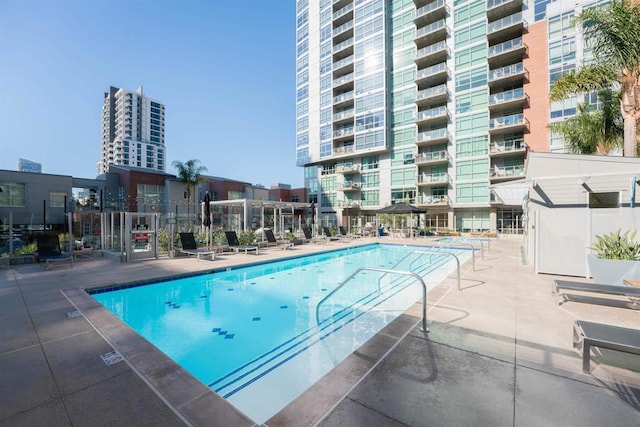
[0,237,638,426]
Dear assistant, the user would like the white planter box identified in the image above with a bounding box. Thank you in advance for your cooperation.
[587,254,640,285]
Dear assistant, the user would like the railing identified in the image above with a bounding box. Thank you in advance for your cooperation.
[417,128,449,142]
[488,37,523,57]
[315,267,429,332]
[334,109,354,121]
[418,174,449,184]
[489,87,525,105]
[333,72,354,87]
[336,164,359,173]
[490,164,525,177]
[417,106,448,121]
[416,19,446,38]
[333,127,354,138]
[333,38,353,53]
[416,40,448,59]
[333,20,353,37]
[333,55,354,70]
[432,242,477,270]
[333,146,355,155]
[415,149,448,163]
[487,0,517,9]
[410,250,461,290]
[339,182,360,190]
[333,2,353,20]
[419,194,449,205]
[416,84,448,100]
[487,12,525,33]
[490,138,525,153]
[489,62,524,81]
[416,0,446,19]
[334,91,354,103]
[417,62,448,80]
[490,113,525,129]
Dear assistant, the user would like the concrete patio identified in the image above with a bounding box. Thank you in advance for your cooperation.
[1,236,638,426]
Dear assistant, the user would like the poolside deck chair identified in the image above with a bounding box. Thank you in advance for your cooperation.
[553,279,640,308]
[302,227,327,244]
[338,226,361,239]
[224,231,259,255]
[178,232,215,261]
[36,233,73,270]
[573,320,640,372]
[323,227,342,242]
[263,229,294,250]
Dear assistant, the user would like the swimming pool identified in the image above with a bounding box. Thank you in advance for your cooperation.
[91,243,470,423]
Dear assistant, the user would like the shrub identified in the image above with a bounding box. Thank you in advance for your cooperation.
[590,229,640,260]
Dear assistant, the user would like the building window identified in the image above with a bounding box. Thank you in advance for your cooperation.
[0,182,26,207]
[50,191,67,208]
[391,188,416,204]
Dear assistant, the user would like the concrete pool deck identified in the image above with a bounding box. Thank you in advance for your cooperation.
[1,237,638,426]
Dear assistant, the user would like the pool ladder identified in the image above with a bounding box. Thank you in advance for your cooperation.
[315,267,430,332]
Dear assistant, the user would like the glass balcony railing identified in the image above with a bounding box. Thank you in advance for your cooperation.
[416,40,448,59]
[489,62,524,81]
[333,127,354,138]
[489,87,525,105]
[333,91,354,103]
[336,164,360,173]
[333,38,353,53]
[333,20,353,37]
[487,12,524,33]
[488,37,523,57]
[490,113,525,129]
[415,19,446,38]
[417,105,448,121]
[417,84,448,101]
[416,0,445,19]
[487,0,518,9]
[490,165,525,177]
[415,149,448,163]
[333,2,353,20]
[416,62,448,80]
[418,174,449,184]
[490,137,525,153]
[333,55,354,70]
[419,194,449,204]
[333,109,354,121]
[333,72,354,87]
[417,128,449,142]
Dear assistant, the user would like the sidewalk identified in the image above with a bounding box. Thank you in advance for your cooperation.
[1,237,638,426]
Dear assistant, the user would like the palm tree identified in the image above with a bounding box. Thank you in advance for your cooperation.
[549,89,623,154]
[172,159,208,229]
[549,0,640,157]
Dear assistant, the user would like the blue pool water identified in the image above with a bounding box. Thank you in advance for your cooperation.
[91,243,470,423]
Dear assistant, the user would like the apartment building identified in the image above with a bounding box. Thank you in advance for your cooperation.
[97,86,166,175]
[295,0,601,233]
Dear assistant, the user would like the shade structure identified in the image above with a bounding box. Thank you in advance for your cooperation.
[202,191,211,227]
[375,203,425,214]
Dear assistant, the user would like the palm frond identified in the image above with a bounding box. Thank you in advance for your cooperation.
[549,65,618,101]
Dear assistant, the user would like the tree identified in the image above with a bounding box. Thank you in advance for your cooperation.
[172,159,208,229]
[549,89,623,154]
[549,0,640,157]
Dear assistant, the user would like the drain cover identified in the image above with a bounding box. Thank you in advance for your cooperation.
[66,310,82,318]
[100,351,123,366]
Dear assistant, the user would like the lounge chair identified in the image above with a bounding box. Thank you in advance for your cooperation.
[323,227,342,242]
[553,279,640,308]
[573,320,640,372]
[178,232,215,260]
[263,229,294,250]
[224,231,259,255]
[302,227,326,244]
[338,226,361,239]
[36,233,73,270]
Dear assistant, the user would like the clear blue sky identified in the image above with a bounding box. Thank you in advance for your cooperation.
[0,0,302,187]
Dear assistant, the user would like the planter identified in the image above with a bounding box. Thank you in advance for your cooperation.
[291,239,303,246]
[587,254,639,285]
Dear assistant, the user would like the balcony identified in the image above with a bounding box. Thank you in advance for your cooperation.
[415,40,449,67]
[417,173,449,186]
[489,113,529,134]
[487,12,526,43]
[416,105,448,126]
[489,87,528,110]
[336,164,360,174]
[414,0,447,26]
[487,0,523,21]
[488,62,528,87]
[333,55,354,72]
[417,194,449,206]
[333,126,354,141]
[333,38,353,55]
[416,128,450,146]
[333,90,354,106]
[489,137,526,157]
[333,2,353,24]
[333,145,355,157]
[339,182,361,191]
[490,164,525,181]
[415,19,447,47]
[333,20,353,42]
[415,149,449,165]
[416,83,449,106]
[415,62,449,85]
[333,109,354,124]
[488,37,527,67]
[333,72,354,90]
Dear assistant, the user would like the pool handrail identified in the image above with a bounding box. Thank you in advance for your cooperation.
[432,242,476,270]
[409,250,461,291]
[316,267,429,332]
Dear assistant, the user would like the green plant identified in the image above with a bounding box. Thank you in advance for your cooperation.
[590,229,640,260]
[237,230,256,245]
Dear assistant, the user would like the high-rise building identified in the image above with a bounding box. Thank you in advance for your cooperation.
[18,158,42,173]
[98,86,166,175]
[295,0,602,233]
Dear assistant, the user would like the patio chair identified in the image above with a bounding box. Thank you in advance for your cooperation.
[338,226,361,239]
[573,320,640,372]
[553,279,640,308]
[224,231,259,255]
[302,227,327,244]
[178,232,216,261]
[323,227,342,242]
[263,229,294,250]
[36,233,73,270]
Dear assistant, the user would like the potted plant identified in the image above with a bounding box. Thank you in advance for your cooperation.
[587,229,640,284]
